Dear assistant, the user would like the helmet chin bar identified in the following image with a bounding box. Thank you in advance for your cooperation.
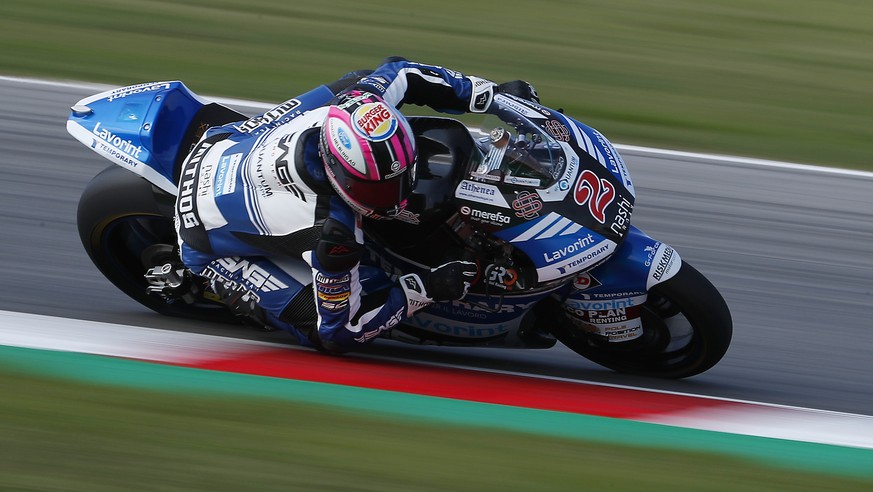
[326,166,385,219]
[325,159,412,221]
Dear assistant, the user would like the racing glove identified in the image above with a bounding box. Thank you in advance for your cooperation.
[497,80,540,103]
[400,261,479,315]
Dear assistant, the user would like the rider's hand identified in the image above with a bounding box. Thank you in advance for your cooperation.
[399,261,478,315]
[497,80,540,103]
[425,260,479,302]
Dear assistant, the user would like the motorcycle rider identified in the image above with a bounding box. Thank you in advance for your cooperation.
[175,57,538,352]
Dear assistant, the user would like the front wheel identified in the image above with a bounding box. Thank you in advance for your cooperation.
[548,261,732,379]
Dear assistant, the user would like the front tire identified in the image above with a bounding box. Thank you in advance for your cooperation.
[549,261,732,379]
[77,166,234,323]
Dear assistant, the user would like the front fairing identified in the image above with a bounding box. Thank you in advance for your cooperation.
[455,94,636,284]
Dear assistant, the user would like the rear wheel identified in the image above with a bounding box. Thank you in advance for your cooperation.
[77,166,234,323]
[548,261,732,378]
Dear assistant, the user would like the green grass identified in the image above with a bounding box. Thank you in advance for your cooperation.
[2,369,872,491]
[2,0,872,169]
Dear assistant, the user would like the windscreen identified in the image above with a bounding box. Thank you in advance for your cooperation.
[470,104,566,189]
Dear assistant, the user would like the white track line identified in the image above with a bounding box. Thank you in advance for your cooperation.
[0,310,279,363]
[615,143,873,178]
[4,74,872,178]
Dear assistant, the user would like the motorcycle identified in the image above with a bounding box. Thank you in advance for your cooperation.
[67,80,732,378]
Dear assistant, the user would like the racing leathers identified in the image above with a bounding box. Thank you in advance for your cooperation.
[174,59,496,351]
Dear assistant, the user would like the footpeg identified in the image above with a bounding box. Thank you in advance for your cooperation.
[145,263,198,303]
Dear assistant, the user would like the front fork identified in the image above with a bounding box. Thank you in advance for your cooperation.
[556,225,682,342]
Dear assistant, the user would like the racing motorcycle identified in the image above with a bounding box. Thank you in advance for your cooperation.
[67,80,732,378]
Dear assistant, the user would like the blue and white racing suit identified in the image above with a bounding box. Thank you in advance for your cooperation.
[174,59,497,351]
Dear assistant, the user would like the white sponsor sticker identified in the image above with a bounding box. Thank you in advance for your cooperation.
[455,180,509,207]
[646,243,682,289]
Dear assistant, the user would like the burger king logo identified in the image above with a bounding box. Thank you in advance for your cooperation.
[352,102,397,142]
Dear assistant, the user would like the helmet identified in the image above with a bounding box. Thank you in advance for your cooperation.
[319,90,416,219]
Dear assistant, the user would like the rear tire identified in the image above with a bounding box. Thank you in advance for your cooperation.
[549,261,732,378]
[77,166,235,323]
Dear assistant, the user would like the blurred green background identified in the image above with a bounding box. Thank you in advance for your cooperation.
[3,1,873,488]
[2,0,871,169]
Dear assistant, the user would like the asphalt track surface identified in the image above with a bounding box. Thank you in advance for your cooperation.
[1,76,871,416]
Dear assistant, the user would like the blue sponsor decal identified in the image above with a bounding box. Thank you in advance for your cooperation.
[494,212,607,268]
[337,127,352,149]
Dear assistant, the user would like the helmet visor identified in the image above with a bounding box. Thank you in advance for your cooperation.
[335,169,414,213]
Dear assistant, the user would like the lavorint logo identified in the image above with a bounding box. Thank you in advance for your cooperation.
[91,122,143,159]
[543,234,595,263]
